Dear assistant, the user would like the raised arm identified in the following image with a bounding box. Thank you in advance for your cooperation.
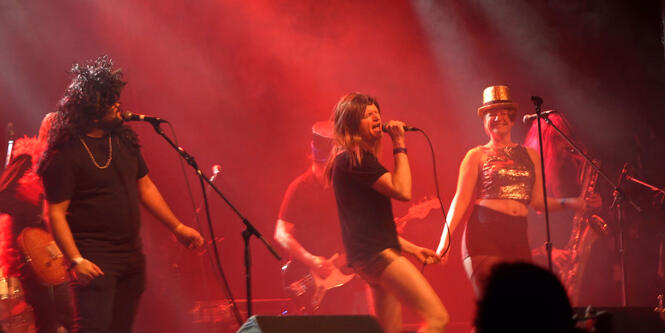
[137,175,204,248]
[436,148,481,256]
[372,120,411,201]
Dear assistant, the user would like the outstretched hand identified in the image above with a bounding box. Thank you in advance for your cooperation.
[173,224,205,249]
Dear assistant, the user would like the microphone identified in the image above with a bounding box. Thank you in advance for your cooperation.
[382,123,419,132]
[6,122,15,140]
[210,164,222,182]
[121,111,167,124]
[531,95,543,107]
[522,110,557,124]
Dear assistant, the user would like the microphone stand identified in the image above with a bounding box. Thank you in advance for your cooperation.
[149,122,282,323]
[530,96,555,272]
[528,102,640,307]
[623,175,665,198]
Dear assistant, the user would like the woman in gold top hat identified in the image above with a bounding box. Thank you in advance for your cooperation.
[435,85,599,296]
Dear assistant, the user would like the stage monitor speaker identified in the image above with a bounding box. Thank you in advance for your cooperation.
[237,315,383,333]
[574,307,665,333]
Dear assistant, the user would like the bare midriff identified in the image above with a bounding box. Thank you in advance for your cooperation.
[475,198,529,216]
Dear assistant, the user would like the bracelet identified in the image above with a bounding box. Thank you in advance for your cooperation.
[393,147,407,155]
[68,257,84,270]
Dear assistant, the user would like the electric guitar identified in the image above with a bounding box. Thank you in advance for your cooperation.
[281,197,440,312]
[16,227,67,286]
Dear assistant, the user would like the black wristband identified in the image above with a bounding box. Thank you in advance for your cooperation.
[393,147,407,155]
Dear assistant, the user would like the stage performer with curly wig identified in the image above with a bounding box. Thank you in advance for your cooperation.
[0,113,74,332]
[327,93,448,333]
[37,56,204,332]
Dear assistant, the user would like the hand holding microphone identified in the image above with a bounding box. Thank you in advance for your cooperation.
[382,122,419,132]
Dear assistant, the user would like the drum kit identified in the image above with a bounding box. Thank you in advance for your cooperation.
[0,273,35,333]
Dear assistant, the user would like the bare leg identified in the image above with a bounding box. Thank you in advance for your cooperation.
[369,284,402,333]
[374,256,449,333]
[463,255,504,298]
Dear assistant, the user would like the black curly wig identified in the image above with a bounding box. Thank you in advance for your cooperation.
[38,55,139,174]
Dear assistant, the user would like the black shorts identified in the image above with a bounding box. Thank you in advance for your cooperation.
[350,248,401,286]
[462,205,532,262]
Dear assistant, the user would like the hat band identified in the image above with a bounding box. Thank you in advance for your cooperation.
[482,99,513,105]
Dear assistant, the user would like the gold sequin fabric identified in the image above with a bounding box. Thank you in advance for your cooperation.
[477,145,535,204]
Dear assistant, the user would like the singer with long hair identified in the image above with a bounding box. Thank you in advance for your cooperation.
[435,85,597,297]
[326,92,448,333]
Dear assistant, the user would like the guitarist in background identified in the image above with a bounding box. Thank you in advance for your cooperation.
[0,112,74,332]
[274,121,369,314]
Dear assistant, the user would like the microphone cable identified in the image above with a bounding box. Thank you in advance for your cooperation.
[411,128,451,271]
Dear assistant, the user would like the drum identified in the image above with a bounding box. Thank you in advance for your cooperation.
[0,276,35,333]
[0,276,23,300]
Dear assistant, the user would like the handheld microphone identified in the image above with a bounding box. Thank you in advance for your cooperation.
[531,95,543,107]
[121,111,167,124]
[382,123,419,132]
[522,110,557,124]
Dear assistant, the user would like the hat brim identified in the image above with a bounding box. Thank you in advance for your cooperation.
[477,102,518,117]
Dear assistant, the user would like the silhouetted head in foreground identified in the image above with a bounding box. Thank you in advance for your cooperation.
[475,262,581,333]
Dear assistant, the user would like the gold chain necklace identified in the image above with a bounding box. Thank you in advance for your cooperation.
[79,136,112,169]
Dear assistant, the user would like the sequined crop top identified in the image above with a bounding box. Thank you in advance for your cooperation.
[477,144,535,204]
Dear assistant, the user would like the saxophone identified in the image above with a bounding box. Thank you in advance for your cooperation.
[559,158,608,305]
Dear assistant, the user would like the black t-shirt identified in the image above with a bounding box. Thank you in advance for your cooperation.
[278,168,343,258]
[42,134,148,260]
[332,150,400,264]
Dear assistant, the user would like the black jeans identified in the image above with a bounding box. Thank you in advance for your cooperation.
[70,254,146,333]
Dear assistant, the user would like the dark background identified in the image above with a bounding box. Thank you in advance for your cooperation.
[1,0,664,331]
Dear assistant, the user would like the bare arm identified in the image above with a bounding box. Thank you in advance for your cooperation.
[436,148,481,256]
[47,200,81,261]
[274,218,334,277]
[137,175,204,248]
[372,120,411,201]
[399,236,440,264]
[48,200,104,282]
[527,148,585,212]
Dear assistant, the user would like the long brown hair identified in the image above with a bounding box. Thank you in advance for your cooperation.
[324,92,381,182]
[524,113,584,196]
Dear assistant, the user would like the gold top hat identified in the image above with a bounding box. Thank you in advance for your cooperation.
[477,85,518,117]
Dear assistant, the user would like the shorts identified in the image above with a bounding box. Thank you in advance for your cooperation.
[462,205,532,262]
[349,248,401,286]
